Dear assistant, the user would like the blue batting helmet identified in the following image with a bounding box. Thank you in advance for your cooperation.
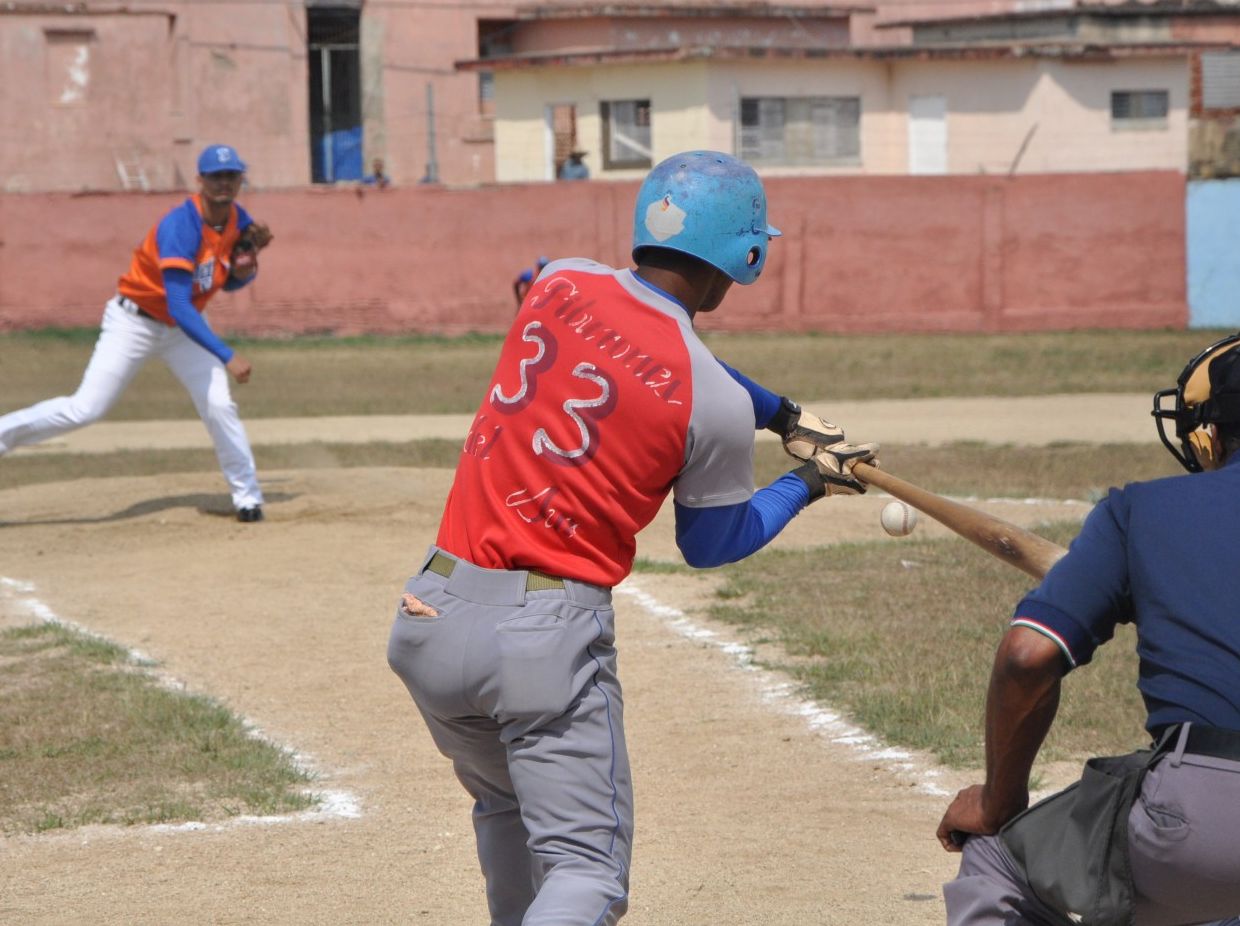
[632,151,781,285]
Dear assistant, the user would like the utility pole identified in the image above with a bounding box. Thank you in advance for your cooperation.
[423,82,440,184]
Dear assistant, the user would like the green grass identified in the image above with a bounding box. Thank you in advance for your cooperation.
[754,440,1182,498]
[0,622,316,835]
[707,523,1146,770]
[0,440,462,492]
[0,328,1206,808]
[0,439,1184,497]
[1,328,1227,419]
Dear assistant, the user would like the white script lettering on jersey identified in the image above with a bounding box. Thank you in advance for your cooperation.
[504,485,579,539]
[529,276,684,406]
[463,413,503,460]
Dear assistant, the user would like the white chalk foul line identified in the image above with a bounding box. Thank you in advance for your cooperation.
[616,579,950,797]
[0,576,362,829]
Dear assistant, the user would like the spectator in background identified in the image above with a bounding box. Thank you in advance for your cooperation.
[558,150,590,180]
[512,256,550,309]
[363,157,391,189]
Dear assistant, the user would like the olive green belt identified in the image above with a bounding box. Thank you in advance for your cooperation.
[426,551,565,592]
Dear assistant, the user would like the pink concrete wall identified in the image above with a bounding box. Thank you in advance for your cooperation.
[0,2,513,192]
[366,5,514,189]
[512,15,851,54]
[0,5,309,193]
[0,172,1186,336]
[1171,15,1240,42]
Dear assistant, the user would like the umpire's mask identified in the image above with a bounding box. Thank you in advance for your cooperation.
[1153,332,1240,472]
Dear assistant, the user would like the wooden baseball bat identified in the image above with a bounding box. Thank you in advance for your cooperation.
[852,461,1067,580]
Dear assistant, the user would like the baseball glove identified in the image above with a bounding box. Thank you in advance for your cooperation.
[769,397,846,461]
[229,222,272,282]
[792,441,880,500]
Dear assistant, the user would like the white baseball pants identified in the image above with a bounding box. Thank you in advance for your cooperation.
[0,296,263,511]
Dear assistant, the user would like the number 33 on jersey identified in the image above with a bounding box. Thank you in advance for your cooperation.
[435,258,757,587]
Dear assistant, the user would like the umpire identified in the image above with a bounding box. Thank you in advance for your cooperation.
[937,334,1240,926]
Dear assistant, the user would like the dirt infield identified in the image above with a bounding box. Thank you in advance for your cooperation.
[0,402,1118,925]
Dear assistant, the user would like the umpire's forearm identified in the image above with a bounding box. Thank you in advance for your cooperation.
[980,627,1065,828]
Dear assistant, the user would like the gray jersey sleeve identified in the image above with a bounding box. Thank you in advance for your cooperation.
[672,330,756,509]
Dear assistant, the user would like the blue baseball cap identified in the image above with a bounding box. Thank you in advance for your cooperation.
[198,144,247,175]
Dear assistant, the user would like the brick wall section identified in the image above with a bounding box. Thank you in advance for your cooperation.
[0,172,1186,336]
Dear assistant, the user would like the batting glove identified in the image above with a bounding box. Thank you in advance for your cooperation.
[768,397,845,461]
[791,441,880,500]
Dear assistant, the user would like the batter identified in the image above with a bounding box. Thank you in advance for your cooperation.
[388,151,880,925]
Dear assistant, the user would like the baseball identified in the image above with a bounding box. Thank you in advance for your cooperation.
[880,501,918,537]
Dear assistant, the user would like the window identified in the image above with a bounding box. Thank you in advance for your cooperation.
[740,96,861,166]
[1110,90,1169,129]
[1202,52,1240,110]
[601,100,652,170]
[477,20,516,116]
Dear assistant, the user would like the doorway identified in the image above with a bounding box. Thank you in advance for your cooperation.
[308,7,362,183]
[908,95,948,175]
[546,103,579,180]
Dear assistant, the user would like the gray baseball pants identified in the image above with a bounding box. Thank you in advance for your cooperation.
[944,732,1240,926]
[387,547,632,926]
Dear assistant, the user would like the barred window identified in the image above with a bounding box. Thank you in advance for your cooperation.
[601,100,652,170]
[1111,89,1169,127]
[740,96,861,165]
[1202,52,1240,110]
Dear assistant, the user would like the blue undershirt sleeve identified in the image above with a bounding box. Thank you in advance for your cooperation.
[717,359,782,429]
[674,473,811,568]
[163,269,235,364]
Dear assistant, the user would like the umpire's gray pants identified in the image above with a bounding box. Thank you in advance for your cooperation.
[388,548,631,926]
[944,733,1240,926]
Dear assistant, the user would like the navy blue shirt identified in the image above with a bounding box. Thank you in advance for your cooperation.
[1014,454,1240,733]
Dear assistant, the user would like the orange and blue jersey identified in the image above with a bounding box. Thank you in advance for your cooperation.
[118,194,253,320]
[116,194,255,362]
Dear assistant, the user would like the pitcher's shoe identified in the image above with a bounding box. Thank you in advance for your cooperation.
[237,505,264,523]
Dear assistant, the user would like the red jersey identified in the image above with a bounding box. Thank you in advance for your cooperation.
[436,259,755,586]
